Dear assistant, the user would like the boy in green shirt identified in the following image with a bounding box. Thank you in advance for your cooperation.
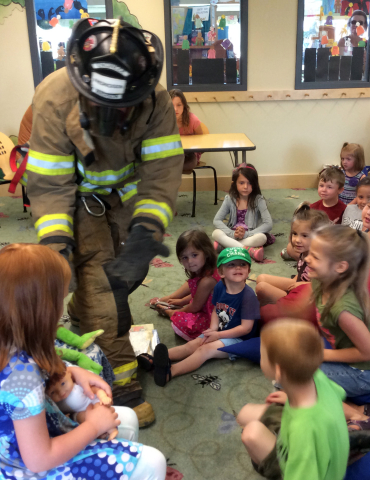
[237,319,349,480]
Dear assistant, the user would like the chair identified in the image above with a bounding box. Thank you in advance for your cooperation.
[191,122,218,217]
[0,132,28,212]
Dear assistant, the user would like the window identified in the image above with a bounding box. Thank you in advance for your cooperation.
[164,0,248,92]
[296,0,370,89]
[25,0,112,88]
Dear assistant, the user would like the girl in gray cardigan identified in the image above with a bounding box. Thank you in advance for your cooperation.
[212,164,273,262]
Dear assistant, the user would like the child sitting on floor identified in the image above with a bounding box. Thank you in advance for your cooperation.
[238,319,349,480]
[339,142,366,205]
[0,243,166,480]
[281,167,346,261]
[306,225,370,398]
[343,177,370,231]
[149,229,220,342]
[256,203,329,306]
[150,247,260,387]
[311,166,347,223]
[212,163,273,262]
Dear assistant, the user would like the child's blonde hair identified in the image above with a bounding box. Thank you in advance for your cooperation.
[319,166,345,189]
[289,202,330,243]
[312,225,370,326]
[340,143,365,172]
[261,319,323,384]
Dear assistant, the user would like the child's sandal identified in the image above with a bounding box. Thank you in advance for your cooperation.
[155,304,169,317]
[137,353,154,372]
[153,343,172,387]
[348,419,370,431]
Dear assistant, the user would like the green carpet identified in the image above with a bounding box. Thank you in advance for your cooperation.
[0,188,318,479]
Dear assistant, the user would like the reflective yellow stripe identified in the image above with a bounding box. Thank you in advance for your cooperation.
[134,199,173,228]
[113,359,138,385]
[134,208,169,228]
[27,151,75,176]
[141,134,183,161]
[35,214,73,240]
[118,181,139,203]
[112,372,137,386]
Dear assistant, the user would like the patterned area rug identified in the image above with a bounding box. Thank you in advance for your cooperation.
[0,188,319,479]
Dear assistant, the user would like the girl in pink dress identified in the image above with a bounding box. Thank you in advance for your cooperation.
[169,89,207,173]
[150,229,220,341]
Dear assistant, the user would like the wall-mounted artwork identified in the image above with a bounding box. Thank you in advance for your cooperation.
[0,0,25,24]
[113,0,141,28]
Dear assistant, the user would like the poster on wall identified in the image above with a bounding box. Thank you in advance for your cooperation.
[192,6,210,22]
[172,6,186,43]
[34,0,88,21]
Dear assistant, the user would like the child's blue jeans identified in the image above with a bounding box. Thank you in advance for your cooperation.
[321,338,370,397]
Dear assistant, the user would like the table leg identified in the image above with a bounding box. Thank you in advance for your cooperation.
[242,151,246,165]
[233,151,238,167]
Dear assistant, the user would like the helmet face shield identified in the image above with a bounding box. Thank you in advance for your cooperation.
[79,96,134,137]
[67,18,163,137]
[67,18,163,107]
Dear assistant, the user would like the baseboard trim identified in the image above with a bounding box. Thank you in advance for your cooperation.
[179,174,318,192]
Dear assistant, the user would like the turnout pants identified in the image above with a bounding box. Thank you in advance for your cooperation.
[68,191,143,398]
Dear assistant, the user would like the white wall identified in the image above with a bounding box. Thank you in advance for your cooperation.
[0,5,34,136]
[1,0,370,181]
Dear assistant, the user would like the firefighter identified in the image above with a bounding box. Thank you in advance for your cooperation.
[26,17,184,426]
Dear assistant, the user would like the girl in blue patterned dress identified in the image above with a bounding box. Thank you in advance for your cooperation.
[0,243,166,480]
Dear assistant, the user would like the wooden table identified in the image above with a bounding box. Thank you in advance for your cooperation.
[180,133,256,168]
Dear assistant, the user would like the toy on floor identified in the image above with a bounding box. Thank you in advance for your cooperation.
[46,366,118,441]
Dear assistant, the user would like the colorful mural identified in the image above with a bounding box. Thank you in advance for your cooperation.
[0,0,141,27]
[0,0,24,24]
[113,0,141,28]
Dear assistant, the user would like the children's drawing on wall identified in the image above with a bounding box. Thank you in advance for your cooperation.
[300,0,369,84]
[112,0,141,29]
[170,1,240,86]
[0,0,24,25]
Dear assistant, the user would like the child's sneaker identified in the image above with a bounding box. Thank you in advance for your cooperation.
[245,246,264,262]
[281,248,293,260]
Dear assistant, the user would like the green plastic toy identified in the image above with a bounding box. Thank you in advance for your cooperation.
[56,326,104,350]
[56,347,103,375]
[56,326,105,374]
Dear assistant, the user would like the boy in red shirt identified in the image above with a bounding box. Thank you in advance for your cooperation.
[310,166,346,224]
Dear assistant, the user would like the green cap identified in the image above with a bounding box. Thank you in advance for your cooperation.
[217,247,251,268]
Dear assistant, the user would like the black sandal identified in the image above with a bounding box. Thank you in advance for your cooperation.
[153,343,172,387]
[137,353,154,372]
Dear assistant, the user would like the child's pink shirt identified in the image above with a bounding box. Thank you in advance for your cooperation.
[179,112,201,135]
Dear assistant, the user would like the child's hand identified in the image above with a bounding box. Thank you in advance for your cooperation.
[287,283,297,292]
[85,404,120,438]
[168,298,184,307]
[68,367,112,401]
[201,329,220,344]
[234,227,245,240]
[265,391,288,405]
